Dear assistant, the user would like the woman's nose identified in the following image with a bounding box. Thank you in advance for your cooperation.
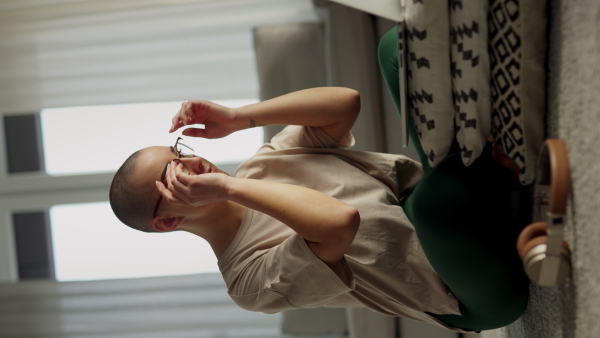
[179,156,204,174]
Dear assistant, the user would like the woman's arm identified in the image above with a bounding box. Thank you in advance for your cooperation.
[170,87,361,143]
[226,177,360,267]
[158,163,360,269]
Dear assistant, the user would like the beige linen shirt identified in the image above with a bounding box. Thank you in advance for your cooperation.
[218,126,462,330]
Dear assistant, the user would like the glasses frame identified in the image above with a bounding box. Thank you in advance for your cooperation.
[152,137,194,219]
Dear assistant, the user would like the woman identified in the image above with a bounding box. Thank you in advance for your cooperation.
[147,31,529,333]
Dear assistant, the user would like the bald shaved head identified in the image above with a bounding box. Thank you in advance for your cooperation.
[109,149,158,232]
[110,145,177,232]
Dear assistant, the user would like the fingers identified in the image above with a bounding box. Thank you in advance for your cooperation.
[155,180,187,206]
[173,164,195,186]
[181,101,194,124]
[166,162,187,192]
[170,101,196,133]
[170,103,186,133]
[163,162,195,205]
[182,127,208,138]
[170,117,184,133]
[156,163,222,208]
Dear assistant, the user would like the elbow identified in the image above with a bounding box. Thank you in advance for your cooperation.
[309,205,359,265]
[338,205,360,242]
[346,88,361,118]
[348,206,360,232]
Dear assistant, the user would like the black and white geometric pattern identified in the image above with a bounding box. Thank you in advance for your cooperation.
[400,0,545,178]
[404,0,455,167]
[488,0,536,184]
[450,0,491,166]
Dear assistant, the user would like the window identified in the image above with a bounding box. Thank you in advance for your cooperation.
[50,202,220,281]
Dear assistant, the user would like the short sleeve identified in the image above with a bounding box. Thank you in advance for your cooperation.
[228,233,355,313]
[268,125,355,150]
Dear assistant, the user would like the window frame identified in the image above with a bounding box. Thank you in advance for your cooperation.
[0,113,112,281]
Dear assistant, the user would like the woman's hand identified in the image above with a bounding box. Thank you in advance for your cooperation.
[170,87,361,143]
[156,161,229,207]
[170,100,241,139]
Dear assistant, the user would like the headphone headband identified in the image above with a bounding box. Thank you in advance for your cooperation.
[537,139,570,215]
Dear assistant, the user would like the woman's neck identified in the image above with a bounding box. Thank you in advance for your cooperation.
[185,200,246,258]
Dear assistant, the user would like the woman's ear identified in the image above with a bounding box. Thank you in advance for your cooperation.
[152,215,185,232]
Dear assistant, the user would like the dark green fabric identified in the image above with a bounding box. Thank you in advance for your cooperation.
[377,29,432,173]
[378,28,529,331]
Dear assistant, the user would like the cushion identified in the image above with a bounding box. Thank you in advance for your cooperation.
[450,1,492,166]
[488,0,547,185]
[404,0,455,167]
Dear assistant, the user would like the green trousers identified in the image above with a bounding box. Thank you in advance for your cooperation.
[378,28,529,331]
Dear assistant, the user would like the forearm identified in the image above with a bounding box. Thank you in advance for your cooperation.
[224,176,360,265]
[233,87,360,142]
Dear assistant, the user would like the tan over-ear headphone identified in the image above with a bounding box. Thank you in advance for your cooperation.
[516,139,571,286]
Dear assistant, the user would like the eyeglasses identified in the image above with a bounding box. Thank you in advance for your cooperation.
[152,137,195,219]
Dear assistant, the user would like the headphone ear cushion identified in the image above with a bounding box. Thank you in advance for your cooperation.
[517,222,548,259]
[517,222,571,259]
[519,235,550,261]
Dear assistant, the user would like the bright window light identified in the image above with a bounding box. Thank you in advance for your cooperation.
[50,202,219,281]
[40,100,262,175]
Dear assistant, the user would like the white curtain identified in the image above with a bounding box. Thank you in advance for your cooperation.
[0,273,298,337]
[0,0,319,113]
